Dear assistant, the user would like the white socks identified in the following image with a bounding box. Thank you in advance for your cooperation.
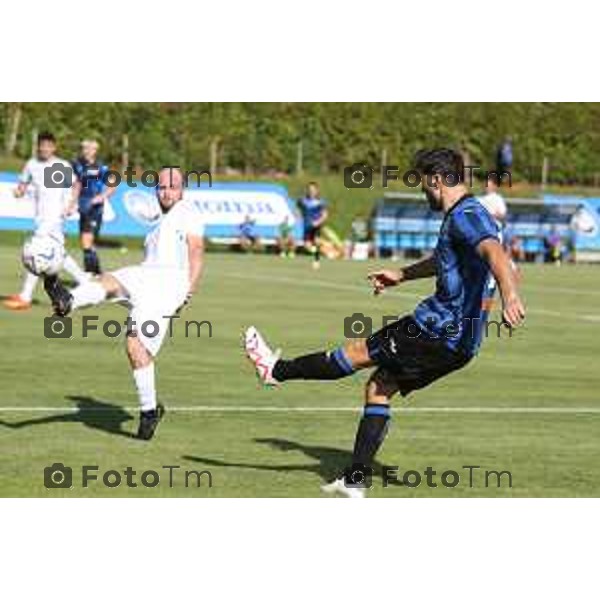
[71,281,107,309]
[62,254,88,284]
[20,272,39,303]
[132,363,157,412]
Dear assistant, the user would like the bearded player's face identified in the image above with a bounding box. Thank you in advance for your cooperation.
[156,171,183,212]
[157,185,179,211]
[421,174,443,211]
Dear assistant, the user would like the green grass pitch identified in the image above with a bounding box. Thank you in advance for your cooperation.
[1,234,599,497]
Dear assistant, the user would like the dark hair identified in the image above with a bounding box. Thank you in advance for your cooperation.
[486,172,500,187]
[37,131,56,145]
[414,148,464,177]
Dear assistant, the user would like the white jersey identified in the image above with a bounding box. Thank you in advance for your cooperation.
[142,198,205,277]
[478,191,507,225]
[112,198,205,357]
[20,156,73,234]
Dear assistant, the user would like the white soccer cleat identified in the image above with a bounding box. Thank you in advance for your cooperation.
[321,478,366,499]
[244,326,281,387]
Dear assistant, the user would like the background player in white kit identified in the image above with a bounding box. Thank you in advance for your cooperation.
[479,173,508,225]
[478,173,521,279]
[44,168,205,440]
[3,131,88,311]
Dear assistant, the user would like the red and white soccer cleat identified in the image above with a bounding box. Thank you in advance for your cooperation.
[244,326,281,387]
[3,294,32,311]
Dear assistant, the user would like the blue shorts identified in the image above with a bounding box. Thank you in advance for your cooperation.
[79,205,103,236]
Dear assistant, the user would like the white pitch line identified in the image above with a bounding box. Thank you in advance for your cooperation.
[1,406,600,414]
[581,315,600,322]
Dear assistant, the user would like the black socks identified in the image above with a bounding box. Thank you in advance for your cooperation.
[83,248,101,274]
[272,348,355,382]
[351,404,391,467]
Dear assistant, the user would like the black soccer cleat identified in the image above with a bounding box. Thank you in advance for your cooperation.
[136,404,165,441]
[43,274,73,316]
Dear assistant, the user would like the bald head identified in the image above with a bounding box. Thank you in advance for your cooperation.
[156,167,184,212]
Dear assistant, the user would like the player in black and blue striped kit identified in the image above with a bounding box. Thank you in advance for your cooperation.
[298,181,328,269]
[72,140,114,274]
[244,148,525,497]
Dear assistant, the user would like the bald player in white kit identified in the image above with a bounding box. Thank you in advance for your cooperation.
[44,168,205,440]
[4,131,88,310]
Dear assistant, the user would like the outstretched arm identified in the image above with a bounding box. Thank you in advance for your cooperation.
[368,254,436,295]
[477,238,525,327]
[400,254,437,281]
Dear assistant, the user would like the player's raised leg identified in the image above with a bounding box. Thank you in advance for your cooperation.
[71,273,123,309]
[244,326,373,385]
[43,272,123,316]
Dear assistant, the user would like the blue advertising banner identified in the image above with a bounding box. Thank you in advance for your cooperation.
[0,173,303,242]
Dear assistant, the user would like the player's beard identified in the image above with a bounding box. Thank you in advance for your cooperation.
[424,188,442,211]
[159,193,182,214]
[159,198,176,214]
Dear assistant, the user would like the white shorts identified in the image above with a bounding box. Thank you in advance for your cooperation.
[112,265,189,356]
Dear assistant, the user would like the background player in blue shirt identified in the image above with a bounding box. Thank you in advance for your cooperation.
[239,215,262,252]
[298,181,328,269]
[244,148,525,497]
[72,140,115,274]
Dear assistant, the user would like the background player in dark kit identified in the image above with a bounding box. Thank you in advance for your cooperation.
[72,140,115,274]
